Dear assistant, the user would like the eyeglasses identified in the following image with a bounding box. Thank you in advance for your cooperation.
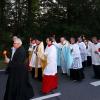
[13,43,18,44]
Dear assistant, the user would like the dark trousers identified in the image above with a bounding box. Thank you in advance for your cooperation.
[87,56,92,66]
[93,65,100,79]
[31,68,42,81]
[70,68,84,81]
[82,61,87,68]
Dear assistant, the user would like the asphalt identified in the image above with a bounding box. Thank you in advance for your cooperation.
[0,67,100,100]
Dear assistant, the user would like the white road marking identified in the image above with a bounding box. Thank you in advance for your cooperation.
[0,70,5,72]
[90,81,100,86]
[31,92,61,100]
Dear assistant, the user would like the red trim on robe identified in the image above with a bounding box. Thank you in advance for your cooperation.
[98,48,100,52]
[42,74,58,94]
[48,44,52,47]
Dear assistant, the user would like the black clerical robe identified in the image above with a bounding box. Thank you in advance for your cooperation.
[4,46,34,100]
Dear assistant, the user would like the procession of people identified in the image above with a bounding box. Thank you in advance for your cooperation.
[2,34,100,100]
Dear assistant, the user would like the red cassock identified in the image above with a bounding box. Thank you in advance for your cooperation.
[42,75,58,94]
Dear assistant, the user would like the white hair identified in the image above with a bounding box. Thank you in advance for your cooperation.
[14,38,22,45]
[13,36,18,41]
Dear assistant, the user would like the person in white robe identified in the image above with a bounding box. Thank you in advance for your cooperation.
[28,39,36,59]
[29,37,44,81]
[42,37,58,94]
[28,39,37,71]
[70,37,84,81]
[29,46,37,68]
[91,37,100,78]
[77,37,87,68]
[84,39,92,66]
[53,36,73,75]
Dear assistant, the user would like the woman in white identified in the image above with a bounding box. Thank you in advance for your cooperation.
[42,37,58,94]
[70,37,84,81]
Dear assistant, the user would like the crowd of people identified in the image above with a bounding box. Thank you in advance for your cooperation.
[3,34,100,100]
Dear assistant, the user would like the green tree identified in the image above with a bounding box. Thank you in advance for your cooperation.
[0,0,6,31]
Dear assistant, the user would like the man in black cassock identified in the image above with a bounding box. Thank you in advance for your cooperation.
[4,38,34,100]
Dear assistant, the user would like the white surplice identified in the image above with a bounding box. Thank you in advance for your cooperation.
[86,41,92,57]
[53,40,71,74]
[78,42,87,62]
[29,42,44,68]
[70,43,82,69]
[91,43,100,65]
[29,45,37,68]
[43,45,57,75]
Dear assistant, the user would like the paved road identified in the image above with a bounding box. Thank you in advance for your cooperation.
[0,67,100,100]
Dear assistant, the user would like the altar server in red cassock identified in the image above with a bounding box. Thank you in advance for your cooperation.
[42,37,58,94]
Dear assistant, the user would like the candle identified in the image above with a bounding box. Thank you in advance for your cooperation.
[3,50,7,55]
[3,50,10,63]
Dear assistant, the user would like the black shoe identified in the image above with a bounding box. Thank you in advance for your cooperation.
[62,73,67,75]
